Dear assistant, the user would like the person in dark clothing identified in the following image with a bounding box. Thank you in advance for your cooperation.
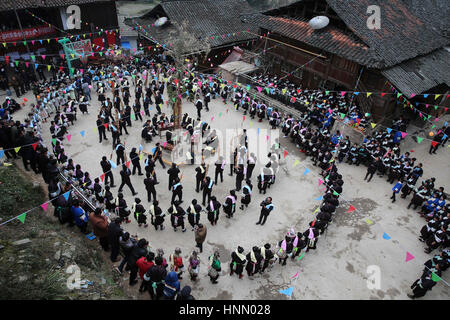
[108,217,124,262]
[167,162,180,191]
[364,157,379,182]
[256,197,274,225]
[153,142,166,168]
[144,256,167,300]
[229,246,246,279]
[118,164,138,196]
[115,140,126,165]
[171,177,183,204]
[149,200,165,231]
[176,285,195,300]
[97,116,107,143]
[214,156,225,184]
[130,147,143,175]
[187,199,202,230]
[128,238,149,286]
[100,156,115,187]
[201,176,214,206]
[144,172,157,203]
[235,164,245,191]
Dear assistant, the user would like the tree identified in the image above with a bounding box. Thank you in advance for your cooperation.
[166,22,211,128]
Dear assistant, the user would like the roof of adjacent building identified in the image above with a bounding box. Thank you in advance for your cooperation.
[381,48,450,96]
[124,0,258,51]
[0,0,111,11]
[246,14,380,67]
[325,0,450,68]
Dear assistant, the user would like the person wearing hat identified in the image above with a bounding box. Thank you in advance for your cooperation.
[230,246,246,279]
[169,248,184,280]
[171,177,183,204]
[223,190,237,219]
[277,231,296,266]
[260,243,275,273]
[246,246,263,278]
[188,250,200,281]
[208,249,221,284]
[168,200,186,232]
[407,264,442,299]
[114,192,131,223]
[132,198,148,227]
[167,162,180,191]
[187,199,202,230]
[153,142,166,169]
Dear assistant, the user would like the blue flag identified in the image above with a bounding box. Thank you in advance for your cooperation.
[279,287,293,297]
[304,168,310,175]
[382,233,391,240]
[314,196,323,201]
[63,191,70,201]
[109,160,117,169]
[80,130,85,137]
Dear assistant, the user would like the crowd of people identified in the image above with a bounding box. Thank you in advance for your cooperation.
[0,49,448,300]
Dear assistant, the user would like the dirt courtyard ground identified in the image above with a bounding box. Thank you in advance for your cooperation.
[6,77,450,300]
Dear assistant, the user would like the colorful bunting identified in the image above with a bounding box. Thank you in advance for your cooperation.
[67,134,72,142]
[346,205,356,213]
[382,233,391,240]
[40,203,49,211]
[293,159,300,167]
[304,168,310,175]
[405,252,415,262]
[17,213,26,224]
[279,287,293,297]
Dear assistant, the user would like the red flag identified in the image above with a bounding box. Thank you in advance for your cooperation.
[243,115,246,121]
[431,141,438,148]
[284,150,288,158]
[23,98,27,102]
[100,173,105,182]
[126,160,131,168]
[381,92,387,97]
[104,123,108,129]
[346,205,356,213]
[32,143,38,150]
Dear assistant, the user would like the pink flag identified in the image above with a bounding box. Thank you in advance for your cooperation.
[340,91,346,96]
[67,134,72,142]
[256,86,262,93]
[211,117,214,122]
[266,135,269,141]
[243,115,246,121]
[318,179,323,186]
[401,132,407,139]
[434,118,439,122]
[140,111,145,116]
[405,252,415,262]
[41,203,49,211]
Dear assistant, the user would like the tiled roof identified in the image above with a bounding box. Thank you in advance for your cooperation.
[125,0,258,50]
[0,0,111,11]
[381,48,450,96]
[325,0,450,68]
[247,14,380,67]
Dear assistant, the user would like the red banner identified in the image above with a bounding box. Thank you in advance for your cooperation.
[0,25,56,42]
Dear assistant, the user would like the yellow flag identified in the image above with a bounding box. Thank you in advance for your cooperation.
[249,121,253,127]
[293,159,300,167]
[14,147,21,153]
[371,123,376,129]
[139,153,143,161]
[47,39,50,43]
[314,207,319,213]
[435,94,441,100]
[93,127,98,133]
[47,65,51,71]
[365,218,373,225]
[366,92,372,98]
[282,88,287,95]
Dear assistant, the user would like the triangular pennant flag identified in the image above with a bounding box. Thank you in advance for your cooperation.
[401,132,407,139]
[434,94,441,100]
[126,160,131,168]
[139,153,143,161]
[382,233,391,240]
[279,287,293,297]
[63,191,70,201]
[100,173,105,182]
[333,190,339,196]
[431,141,438,148]
[109,160,117,169]
[0,150,5,159]
[371,123,376,129]
[405,252,415,262]
[431,272,442,282]
[365,218,373,225]
[40,203,49,211]
[291,272,299,279]
[52,138,57,145]
[104,123,108,129]
[296,252,306,261]
[14,147,21,153]
[315,196,323,201]
[346,205,356,213]
[32,143,38,150]
[283,150,288,158]
[17,213,26,224]
[67,134,72,142]
[416,137,424,144]
[304,168,310,175]
[340,113,345,119]
[318,179,323,186]
[386,128,392,134]
[293,159,300,167]
[80,130,85,137]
